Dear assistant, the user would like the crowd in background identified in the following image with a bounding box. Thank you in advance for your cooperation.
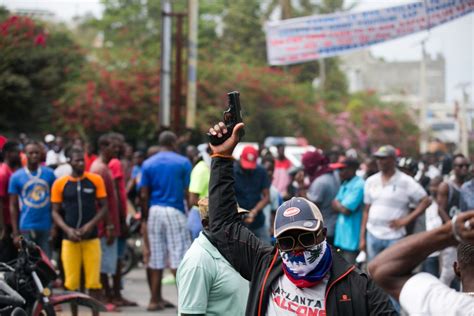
[0,130,473,313]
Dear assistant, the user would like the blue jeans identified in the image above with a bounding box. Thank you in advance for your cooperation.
[366,231,402,261]
[21,230,51,258]
[366,231,402,313]
[100,237,118,275]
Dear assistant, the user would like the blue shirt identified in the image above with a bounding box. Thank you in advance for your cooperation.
[233,162,270,230]
[8,166,56,231]
[334,175,364,252]
[131,165,142,192]
[140,151,192,212]
[460,180,474,212]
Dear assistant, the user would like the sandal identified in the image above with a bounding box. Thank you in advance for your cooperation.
[160,300,175,308]
[114,298,138,307]
[104,303,121,312]
[146,303,163,311]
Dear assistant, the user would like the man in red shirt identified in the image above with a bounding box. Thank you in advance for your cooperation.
[272,144,292,199]
[84,142,97,172]
[90,134,121,311]
[0,141,21,262]
[108,133,136,307]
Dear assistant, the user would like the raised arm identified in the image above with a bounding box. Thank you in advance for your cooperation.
[368,210,474,299]
[208,122,273,280]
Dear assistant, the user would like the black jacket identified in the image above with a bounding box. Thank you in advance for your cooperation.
[208,157,397,316]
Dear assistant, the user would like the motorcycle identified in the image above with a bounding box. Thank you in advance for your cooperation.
[0,278,27,316]
[0,237,105,316]
[121,213,143,275]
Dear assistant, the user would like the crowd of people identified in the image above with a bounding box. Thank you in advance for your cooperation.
[0,125,473,315]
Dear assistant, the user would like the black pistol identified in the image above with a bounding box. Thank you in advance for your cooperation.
[208,91,245,146]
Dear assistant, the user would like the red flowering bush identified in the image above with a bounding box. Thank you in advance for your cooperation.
[330,92,420,156]
[0,12,83,133]
[53,62,160,141]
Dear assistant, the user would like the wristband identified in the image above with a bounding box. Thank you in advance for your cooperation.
[451,215,463,243]
[211,153,234,159]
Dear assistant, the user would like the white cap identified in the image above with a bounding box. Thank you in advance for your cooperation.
[44,134,55,143]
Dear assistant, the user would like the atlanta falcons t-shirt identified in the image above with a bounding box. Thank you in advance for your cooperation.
[266,274,329,316]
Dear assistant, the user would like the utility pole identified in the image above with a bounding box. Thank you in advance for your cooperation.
[172,13,186,132]
[160,0,172,128]
[186,0,198,129]
[457,82,471,157]
[419,40,428,153]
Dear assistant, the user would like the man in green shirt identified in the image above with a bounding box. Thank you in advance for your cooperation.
[189,160,210,201]
[177,198,249,315]
[187,152,211,239]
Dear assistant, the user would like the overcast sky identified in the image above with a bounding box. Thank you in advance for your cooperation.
[1,0,472,103]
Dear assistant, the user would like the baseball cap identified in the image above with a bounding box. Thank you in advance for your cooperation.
[44,134,55,143]
[240,145,258,169]
[274,197,324,237]
[373,145,396,158]
[330,157,360,170]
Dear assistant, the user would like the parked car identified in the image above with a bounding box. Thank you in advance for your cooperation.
[199,141,315,168]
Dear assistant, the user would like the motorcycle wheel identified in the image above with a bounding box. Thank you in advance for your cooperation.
[10,307,27,316]
[121,245,136,276]
[31,301,56,316]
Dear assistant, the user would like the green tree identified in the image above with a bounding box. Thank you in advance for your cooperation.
[0,10,84,133]
[219,0,267,64]
[86,0,160,59]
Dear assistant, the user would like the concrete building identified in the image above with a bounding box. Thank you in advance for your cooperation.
[341,50,474,155]
[341,50,445,103]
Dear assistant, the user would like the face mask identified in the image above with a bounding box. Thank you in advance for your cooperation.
[280,240,327,277]
[280,240,332,288]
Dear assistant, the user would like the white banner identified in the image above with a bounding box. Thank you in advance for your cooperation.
[265,0,474,65]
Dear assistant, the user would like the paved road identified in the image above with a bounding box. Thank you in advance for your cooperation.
[59,268,178,315]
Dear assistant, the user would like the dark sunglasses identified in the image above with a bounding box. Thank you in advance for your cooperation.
[277,230,323,252]
[454,164,470,168]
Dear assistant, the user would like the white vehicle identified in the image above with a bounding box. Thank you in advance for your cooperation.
[428,119,459,144]
[198,142,315,168]
[231,142,315,167]
[268,145,316,167]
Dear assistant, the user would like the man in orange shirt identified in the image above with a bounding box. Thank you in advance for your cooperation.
[51,147,108,300]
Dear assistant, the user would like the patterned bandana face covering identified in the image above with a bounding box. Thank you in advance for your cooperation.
[280,240,332,288]
[280,240,327,277]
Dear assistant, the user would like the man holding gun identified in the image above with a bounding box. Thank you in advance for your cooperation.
[205,120,396,315]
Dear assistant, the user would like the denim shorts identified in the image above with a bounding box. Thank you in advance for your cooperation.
[100,237,118,275]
